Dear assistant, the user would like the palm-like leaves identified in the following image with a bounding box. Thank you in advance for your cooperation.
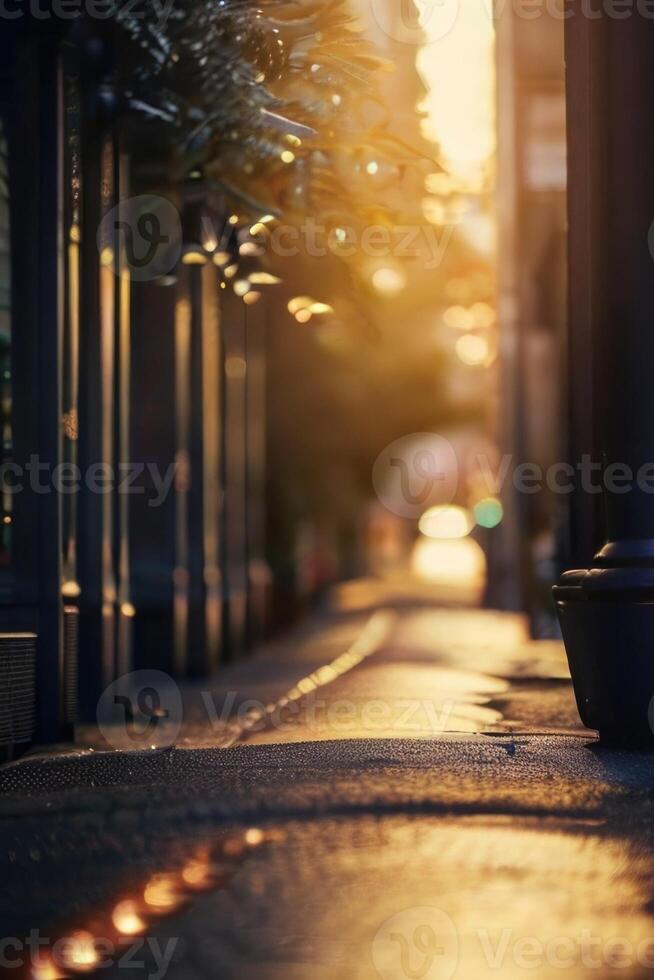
[113,0,428,224]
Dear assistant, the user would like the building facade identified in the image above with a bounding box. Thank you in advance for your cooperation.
[0,15,269,758]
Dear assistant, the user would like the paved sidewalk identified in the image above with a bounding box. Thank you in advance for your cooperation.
[3,583,654,979]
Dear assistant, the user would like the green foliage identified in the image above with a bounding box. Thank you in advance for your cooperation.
[114,0,407,216]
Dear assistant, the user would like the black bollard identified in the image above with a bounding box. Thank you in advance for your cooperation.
[554,4,654,743]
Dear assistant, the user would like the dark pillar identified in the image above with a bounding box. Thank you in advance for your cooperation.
[169,194,226,676]
[24,39,65,743]
[114,149,133,679]
[185,258,224,675]
[554,3,654,741]
[172,264,191,675]
[130,278,176,673]
[37,45,65,743]
[245,300,271,647]
[78,125,117,718]
[222,287,248,659]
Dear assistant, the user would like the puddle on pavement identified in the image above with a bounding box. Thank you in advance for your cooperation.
[390,609,570,681]
[9,814,654,979]
[324,661,511,734]
[237,659,511,743]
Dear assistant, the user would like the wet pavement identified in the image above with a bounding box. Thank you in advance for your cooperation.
[3,582,654,979]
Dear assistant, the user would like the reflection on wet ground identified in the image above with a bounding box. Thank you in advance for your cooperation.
[64,590,581,754]
[5,806,654,979]
[7,827,273,979]
[212,600,580,745]
[3,588,650,979]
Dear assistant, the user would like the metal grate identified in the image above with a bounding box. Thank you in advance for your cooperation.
[0,633,36,746]
[63,607,79,725]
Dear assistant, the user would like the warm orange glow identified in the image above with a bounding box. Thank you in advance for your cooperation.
[249,272,282,285]
[288,296,313,314]
[60,932,99,972]
[419,505,473,540]
[181,857,212,888]
[289,296,333,320]
[411,536,487,594]
[143,875,182,911]
[470,301,496,329]
[233,279,250,297]
[417,2,495,183]
[112,899,146,936]
[444,305,474,330]
[181,249,207,266]
[239,242,263,257]
[31,958,65,980]
[456,333,489,366]
[371,267,407,295]
[245,828,265,847]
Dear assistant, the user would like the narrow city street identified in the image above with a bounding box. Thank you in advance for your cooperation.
[3,1,654,977]
[3,584,654,978]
